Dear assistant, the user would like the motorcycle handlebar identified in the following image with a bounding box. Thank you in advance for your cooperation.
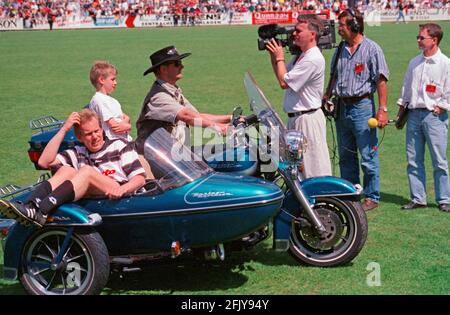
[245,114,259,126]
[232,113,259,127]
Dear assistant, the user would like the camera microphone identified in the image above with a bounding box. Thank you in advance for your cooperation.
[368,118,397,128]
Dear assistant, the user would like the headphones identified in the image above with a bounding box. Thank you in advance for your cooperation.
[346,8,361,33]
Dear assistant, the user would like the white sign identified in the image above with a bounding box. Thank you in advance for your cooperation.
[0,18,22,30]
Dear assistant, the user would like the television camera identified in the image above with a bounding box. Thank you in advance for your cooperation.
[257,19,336,54]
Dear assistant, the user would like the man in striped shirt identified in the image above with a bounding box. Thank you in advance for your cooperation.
[325,8,390,212]
[0,109,146,227]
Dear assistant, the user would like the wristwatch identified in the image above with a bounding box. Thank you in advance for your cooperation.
[379,107,388,112]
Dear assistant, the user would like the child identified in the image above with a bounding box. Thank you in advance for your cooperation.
[89,61,132,141]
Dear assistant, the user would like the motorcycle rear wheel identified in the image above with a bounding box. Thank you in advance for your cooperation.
[289,197,367,267]
[20,227,109,295]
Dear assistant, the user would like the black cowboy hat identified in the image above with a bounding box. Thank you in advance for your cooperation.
[143,45,191,76]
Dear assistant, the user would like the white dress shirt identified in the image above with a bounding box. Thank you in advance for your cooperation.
[398,48,450,111]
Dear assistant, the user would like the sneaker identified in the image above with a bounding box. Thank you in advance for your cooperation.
[0,199,26,222]
[4,200,46,227]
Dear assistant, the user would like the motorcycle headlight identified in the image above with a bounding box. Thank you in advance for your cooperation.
[284,130,307,162]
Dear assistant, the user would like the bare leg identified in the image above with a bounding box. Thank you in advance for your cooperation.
[48,166,78,189]
[70,165,120,200]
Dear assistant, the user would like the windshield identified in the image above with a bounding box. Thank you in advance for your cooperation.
[144,128,212,191]
[243,72,288,163]
[244,72,285,131]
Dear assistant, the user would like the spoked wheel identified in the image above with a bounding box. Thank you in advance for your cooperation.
[20,228,109,295]
[289,197,368,267]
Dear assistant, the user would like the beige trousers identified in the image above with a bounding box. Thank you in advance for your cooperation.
[287,109,332,178]
[138,155,155,180]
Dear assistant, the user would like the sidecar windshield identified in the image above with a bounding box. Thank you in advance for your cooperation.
[244,72,288,162]
[144,128,212,191]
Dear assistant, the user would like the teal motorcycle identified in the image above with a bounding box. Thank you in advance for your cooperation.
[200,72,367,267]
[0,72,367,295]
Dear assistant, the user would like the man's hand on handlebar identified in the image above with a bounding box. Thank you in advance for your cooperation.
[232,115,247,127]
[232,114,259,127]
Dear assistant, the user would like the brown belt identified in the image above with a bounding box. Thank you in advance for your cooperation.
[288,108,319,118]
[339,93,372,104]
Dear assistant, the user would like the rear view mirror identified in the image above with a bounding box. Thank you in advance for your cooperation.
[232,106,243,120]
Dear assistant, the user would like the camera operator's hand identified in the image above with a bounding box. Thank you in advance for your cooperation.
[266,38,285,64]
[267,38,288,90]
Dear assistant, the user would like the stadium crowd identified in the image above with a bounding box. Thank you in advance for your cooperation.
[1,0,449,21]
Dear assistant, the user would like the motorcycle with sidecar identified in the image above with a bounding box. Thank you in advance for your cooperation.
[0,72,368,295]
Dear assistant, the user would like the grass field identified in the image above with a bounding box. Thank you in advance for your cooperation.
[0,22,449,295]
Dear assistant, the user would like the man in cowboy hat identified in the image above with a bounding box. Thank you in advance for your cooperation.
[135,45,231,157]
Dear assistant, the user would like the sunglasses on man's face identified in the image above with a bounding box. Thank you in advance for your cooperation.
[416,36,433,41]
[165,60,183,67]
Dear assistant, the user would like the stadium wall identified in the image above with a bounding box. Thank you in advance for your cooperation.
[1,9,449,31]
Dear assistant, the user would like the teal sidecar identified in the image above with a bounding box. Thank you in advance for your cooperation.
[1,128,283,295]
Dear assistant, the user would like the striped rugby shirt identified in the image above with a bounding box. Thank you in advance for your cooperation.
[331,37,390,97]
[56,137,145,184]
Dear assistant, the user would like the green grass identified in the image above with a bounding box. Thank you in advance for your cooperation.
[0,22,449,295]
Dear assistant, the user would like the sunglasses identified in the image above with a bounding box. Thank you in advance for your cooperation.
[165,60,183,67]
[416,36,433,41]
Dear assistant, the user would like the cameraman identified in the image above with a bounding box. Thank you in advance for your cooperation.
[266,15,331,178]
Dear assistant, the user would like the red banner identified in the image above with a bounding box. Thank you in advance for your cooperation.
[252,12,292,25]
[252,10,331,25]
[125,15,135,28]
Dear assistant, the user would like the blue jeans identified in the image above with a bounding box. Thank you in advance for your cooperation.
[336,98,380,202]
[406,109,450,205]
[396,11,405,22]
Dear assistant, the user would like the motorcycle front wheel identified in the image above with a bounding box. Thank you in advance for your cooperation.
[20,227,110,295]
[289,197,368,267]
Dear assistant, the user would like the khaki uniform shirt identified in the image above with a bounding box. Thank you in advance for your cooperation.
[136,79,198,154]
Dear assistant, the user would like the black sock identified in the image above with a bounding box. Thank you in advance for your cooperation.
[27,180,52,207]
[39,181,75,215]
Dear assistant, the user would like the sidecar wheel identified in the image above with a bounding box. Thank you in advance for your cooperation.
[20,228,109,295]
[289,198,368,267]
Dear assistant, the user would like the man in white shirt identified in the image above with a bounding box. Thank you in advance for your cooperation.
[266,15,332,178]
[396,23,450,212]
